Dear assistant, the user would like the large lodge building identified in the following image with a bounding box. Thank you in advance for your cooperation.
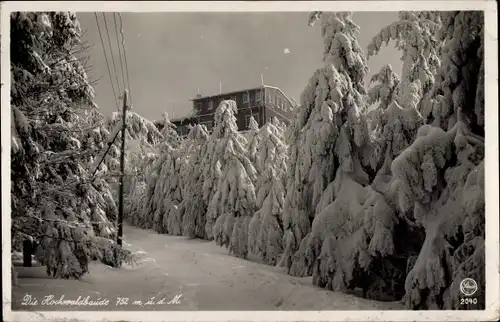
[155,85,295,137]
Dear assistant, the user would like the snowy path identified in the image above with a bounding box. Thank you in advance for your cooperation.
[12,225,403,311]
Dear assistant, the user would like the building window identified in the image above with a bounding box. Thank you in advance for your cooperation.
[208,100,213,110]
[195,102,202,111]
[231,96,237,103]
[243,93,249,104]
[256,91,262,102]
[268,93,272,103]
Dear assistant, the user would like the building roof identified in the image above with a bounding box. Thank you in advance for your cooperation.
[191,85,295,108]
[190,86,265,102]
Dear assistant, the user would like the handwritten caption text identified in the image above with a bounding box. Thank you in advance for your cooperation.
[21,294,183,307]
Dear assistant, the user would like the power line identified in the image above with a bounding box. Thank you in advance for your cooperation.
[113,12,127,93]
[118,13,133,104]
[94,13,120,111]
[102,13,122,95]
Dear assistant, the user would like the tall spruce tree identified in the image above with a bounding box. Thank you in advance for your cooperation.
[180,124,211,239]
[281,12,374,277]
[393,11,485,309]
[11,12,131,278]
[248,122,288,265]
[207,100,258,258]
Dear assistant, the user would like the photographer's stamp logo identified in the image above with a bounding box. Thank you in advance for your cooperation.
[460,278,478,296]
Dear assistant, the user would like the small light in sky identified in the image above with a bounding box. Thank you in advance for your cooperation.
[284,48,291,55]
[264,67,268,69]
[137,33,141,37]
[201,35,204,39]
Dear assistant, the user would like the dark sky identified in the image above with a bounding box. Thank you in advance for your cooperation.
[77,12,401,121]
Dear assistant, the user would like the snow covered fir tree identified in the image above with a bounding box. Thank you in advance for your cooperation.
[8,9,490,313]
[275,10,486,309]
[248,122,288,265]
[10,12,133,279]
[207,100,258,258]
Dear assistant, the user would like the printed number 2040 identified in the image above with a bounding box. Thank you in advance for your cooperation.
[116,297,129,306]
[460,298,478,305]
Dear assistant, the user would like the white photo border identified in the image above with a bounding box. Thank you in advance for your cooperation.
[1,1,498,321]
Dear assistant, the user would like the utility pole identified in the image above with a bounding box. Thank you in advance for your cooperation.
[117,89,128,246]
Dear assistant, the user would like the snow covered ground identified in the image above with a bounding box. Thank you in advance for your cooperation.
[11,225,403,311]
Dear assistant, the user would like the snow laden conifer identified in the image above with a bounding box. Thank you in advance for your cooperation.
[140,143,184,235]
[103,110,163,182]
[124,137,158,227]
[247,122,288,265]
[10,12,131,278]
[364,98,426,304]
[298,11,439,302]
[126,137,158,188]
[367,11,443,111]
[244,115,260,167]
[206,100,258,258]
[366,64,425,179]
[179,125,210,239]
[366,64,401,171]
[356,22,437,302]
[107,110,164,146]
[306,96,424,299]
[104,110,163,226]
[271,116,287,134]
[158,112,182,149]
[366,64,400,112]
[281,12,374,277]
[418,12,485,134]
[392,11,485,309]
[196,136,222,240]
